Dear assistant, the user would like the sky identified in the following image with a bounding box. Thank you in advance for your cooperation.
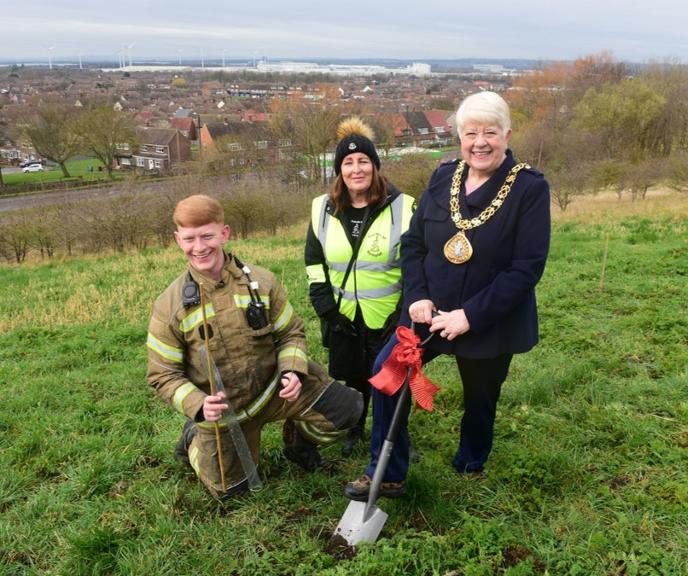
[2,0,687,65]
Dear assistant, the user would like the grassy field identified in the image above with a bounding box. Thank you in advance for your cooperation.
[1,192,687,575]
[1,158,111,186]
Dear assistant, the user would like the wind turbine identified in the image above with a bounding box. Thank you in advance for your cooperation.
[46,45,54,70]
[222,49,226,68]
[78,53,83,70]
[177,49,182,66]
[127,42,135,67]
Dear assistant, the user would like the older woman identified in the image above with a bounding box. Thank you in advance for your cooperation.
[305,117,415,456]
[345,91,551,500]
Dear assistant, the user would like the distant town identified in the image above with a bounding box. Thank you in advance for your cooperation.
[0,57,530,181]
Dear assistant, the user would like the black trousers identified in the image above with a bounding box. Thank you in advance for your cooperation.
[451,353,512,473]
[335,307,387,431]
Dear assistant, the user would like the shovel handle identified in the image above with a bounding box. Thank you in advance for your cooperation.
[364,321,433,518]
[365,367,412,515]
[384,366,412,444]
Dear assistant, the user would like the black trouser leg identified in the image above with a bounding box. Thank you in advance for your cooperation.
[452,354,512,473]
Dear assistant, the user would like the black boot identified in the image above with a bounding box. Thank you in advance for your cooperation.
[341,425,363,457]
[174,419,197,466]
[283,420,324,472]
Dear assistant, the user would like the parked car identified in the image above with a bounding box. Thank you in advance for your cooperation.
[19,160,41,168]
[22,163,44,173]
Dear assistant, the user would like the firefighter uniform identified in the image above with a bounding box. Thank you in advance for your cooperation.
[146,254,363,498]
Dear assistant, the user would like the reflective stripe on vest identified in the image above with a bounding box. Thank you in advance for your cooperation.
[333,281,402,301]
[310,193,413,329]
[196,371,281,428]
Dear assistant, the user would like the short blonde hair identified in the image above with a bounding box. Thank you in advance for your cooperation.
[173,195,224,227]
[456,91,511,135]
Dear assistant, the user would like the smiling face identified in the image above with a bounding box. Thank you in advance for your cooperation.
[174,222,230,280]
[459,122,512,180]
[340,152,374,200]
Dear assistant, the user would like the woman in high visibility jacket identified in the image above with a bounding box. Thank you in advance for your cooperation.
[305,117,415,456]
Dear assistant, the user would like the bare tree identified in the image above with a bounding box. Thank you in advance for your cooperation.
[270,97,341,183]
[77,104,137,179]
[642,62,688,157]
[22,102,82,177]
[573,77,666,162]
[667,152,688,192]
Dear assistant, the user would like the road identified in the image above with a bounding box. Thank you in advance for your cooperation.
[0,180,172,213]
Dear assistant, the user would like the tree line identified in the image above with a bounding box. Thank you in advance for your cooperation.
[507,53,688,209]
[0,174,317,263]
[0,152,438,264]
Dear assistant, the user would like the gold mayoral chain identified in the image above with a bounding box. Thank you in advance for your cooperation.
[443,160,530,264]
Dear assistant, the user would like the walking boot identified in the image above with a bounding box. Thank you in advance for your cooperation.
[343,474,406,502]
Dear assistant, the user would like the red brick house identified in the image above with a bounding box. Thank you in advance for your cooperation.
[170,116,197,141]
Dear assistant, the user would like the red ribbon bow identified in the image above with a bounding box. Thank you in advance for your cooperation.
[369,326,440,412]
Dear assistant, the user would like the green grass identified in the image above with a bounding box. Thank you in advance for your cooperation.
[2,158,112,186]
[0,208,687,575]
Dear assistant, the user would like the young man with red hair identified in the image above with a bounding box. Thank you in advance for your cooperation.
[147,194,363,500]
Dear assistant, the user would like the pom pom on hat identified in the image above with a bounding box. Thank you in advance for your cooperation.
[334,116,380,176]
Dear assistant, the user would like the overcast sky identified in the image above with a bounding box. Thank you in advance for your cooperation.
[2,0,687,64]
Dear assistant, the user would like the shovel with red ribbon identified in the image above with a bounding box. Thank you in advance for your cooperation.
[334,323,438,546]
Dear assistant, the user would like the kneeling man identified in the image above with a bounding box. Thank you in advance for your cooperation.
[146,194,363,500]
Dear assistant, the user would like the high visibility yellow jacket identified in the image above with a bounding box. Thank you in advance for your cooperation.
[305,186,415,329]
[146,254,309,421]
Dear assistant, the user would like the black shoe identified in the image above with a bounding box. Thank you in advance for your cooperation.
[283,423,325,472]
[341,426,363,457]
[284,445,325,472]
[343,474,406,502]
[174,420,197,466]
[217,479,249,502]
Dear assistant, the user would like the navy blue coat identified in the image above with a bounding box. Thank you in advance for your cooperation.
[400,150,551,358]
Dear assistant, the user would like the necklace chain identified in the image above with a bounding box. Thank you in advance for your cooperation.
[449,160,529,230]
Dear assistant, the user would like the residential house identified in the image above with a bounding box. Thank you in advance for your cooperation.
[393,114,414,146]
[392,109,454,147]
[404,111,434,146]
[115,127,191,172]
[240,109,271,123]
[170,116,197,141]
[423,109,455,146]
[199,120,287,167]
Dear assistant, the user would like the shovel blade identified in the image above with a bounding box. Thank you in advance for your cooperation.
[334,500,389,546]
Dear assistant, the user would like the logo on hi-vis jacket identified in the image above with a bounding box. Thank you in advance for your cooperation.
[365,233,386,257]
